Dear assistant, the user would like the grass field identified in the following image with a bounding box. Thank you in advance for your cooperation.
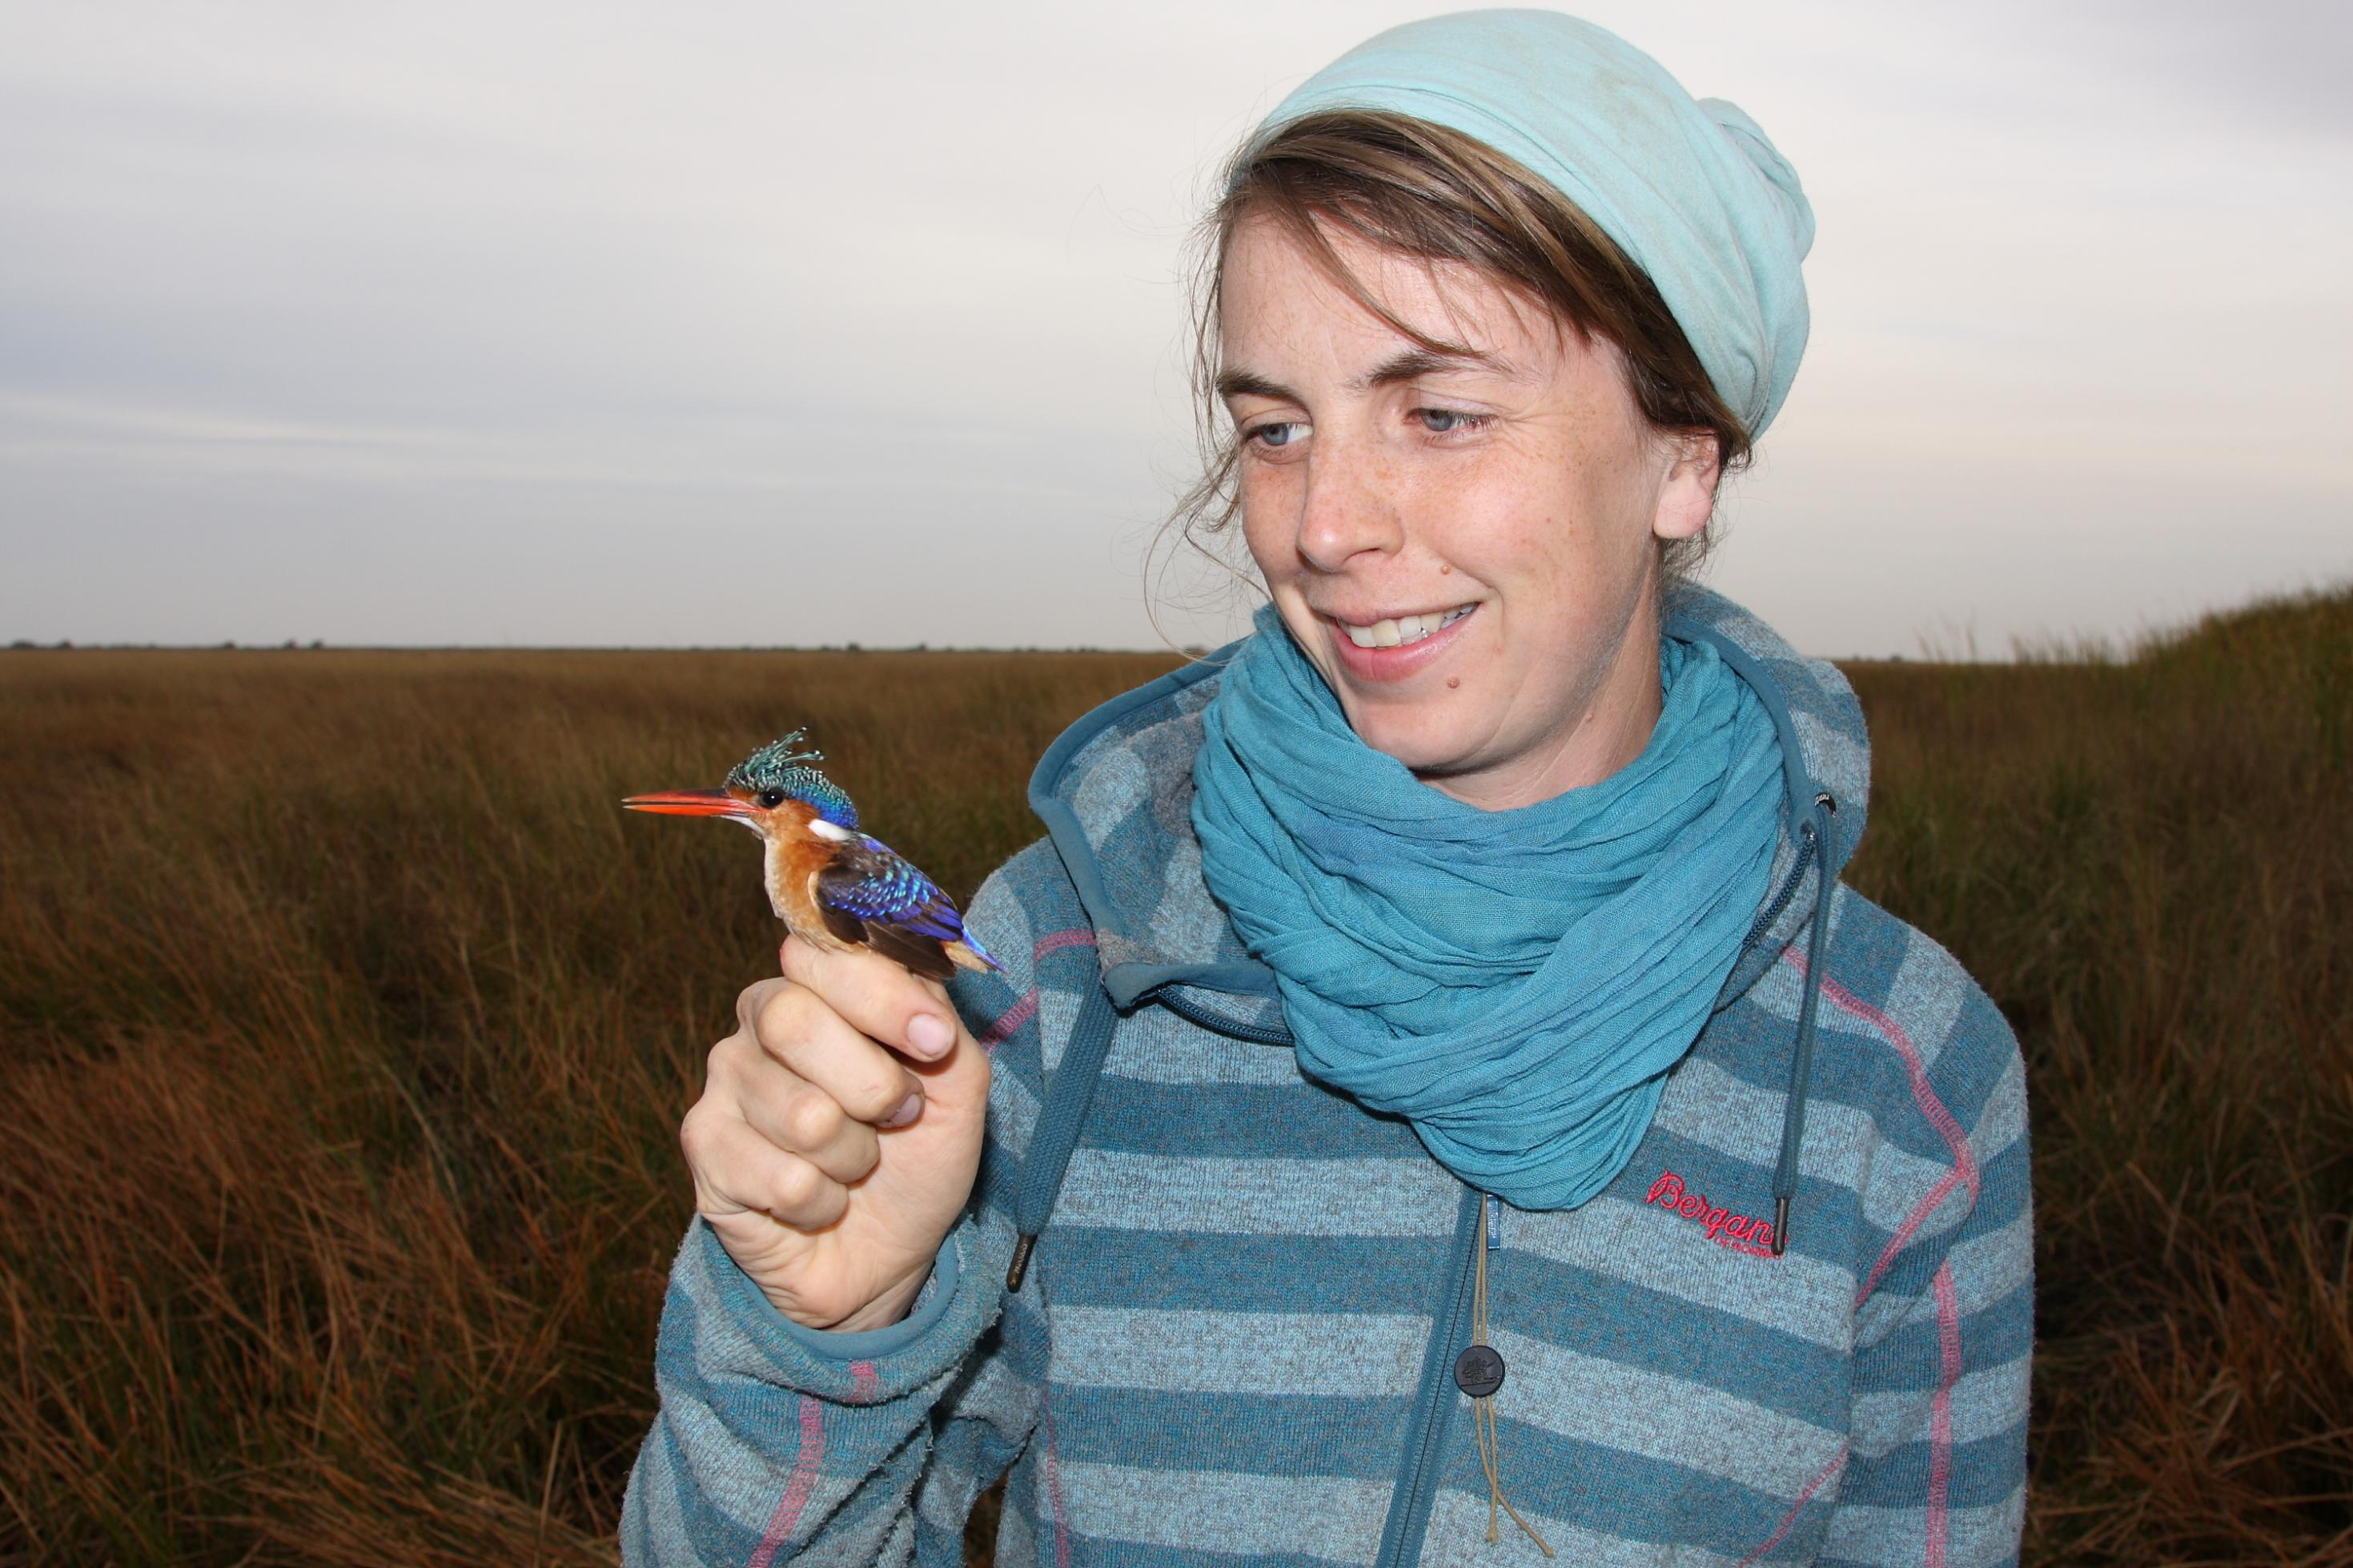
[3,590,2347,1565]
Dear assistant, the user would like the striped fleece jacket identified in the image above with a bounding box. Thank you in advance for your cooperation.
[622,585,2033,1566]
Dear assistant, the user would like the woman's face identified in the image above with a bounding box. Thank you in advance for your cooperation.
[1219,215,1718,810]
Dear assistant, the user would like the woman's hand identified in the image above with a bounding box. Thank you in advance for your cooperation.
[680,936,991,1332]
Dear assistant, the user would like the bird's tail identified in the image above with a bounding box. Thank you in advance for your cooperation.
[946,933,1002,973]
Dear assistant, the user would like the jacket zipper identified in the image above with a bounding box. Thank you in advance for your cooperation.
[1376,1185,1483,1567]
[1153,988,1294,1045]
[1740,822,1817,952]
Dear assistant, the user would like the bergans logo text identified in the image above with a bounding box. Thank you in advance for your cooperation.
[1645,1170,1776,1257]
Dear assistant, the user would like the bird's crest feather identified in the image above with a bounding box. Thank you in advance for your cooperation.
[725,728,859,828]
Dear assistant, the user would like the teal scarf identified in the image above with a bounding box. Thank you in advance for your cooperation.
[1192,608,1784,1210]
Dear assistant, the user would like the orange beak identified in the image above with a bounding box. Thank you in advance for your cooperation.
[621,788,754,820]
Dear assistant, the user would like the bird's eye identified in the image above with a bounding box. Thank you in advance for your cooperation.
[758,788,785,808]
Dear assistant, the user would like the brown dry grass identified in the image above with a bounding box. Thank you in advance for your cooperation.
[0,648,1172,1565]
[1842,592,2353,1565]
[1,592,2347,1565]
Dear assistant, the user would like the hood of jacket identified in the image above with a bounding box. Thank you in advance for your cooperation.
[1027,583,1870,1032]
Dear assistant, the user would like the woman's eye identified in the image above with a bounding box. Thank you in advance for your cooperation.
[1415,407,1489,435]
[1245,421,1304,450]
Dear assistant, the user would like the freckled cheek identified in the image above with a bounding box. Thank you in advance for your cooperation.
[1237,470,1301,571]
[1439,508,1557,596]
[1240,506,1295,584]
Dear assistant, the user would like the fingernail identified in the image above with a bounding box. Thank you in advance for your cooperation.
[907,1013,953,1057]
[882,1091,923,1129]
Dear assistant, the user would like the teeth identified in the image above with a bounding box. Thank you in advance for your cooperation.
[1342,605,1473,649]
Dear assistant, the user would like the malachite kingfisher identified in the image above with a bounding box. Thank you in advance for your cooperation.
[624,730,1000,981]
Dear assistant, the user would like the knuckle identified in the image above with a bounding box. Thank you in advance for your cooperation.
[783,1090,845,1149]
[753,983,813,1050]
[677,1105,719,1169]
[772,1157,824,1214]
[734,976,783,1033]
[705,1032,747,1082]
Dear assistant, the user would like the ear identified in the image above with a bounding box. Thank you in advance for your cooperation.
[1652,429,1720,543]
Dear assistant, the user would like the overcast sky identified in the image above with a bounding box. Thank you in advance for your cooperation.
[3,0,2347,656]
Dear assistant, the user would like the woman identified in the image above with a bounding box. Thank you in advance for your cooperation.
[625,12,2031,1565]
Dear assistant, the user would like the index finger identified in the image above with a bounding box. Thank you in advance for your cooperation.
[777,935,968,1063]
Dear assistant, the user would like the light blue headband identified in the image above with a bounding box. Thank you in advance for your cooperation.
[1252,9,1815,437]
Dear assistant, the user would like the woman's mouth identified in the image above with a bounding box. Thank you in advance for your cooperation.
[1324,603,1477,683]
[1338,604,1476,648]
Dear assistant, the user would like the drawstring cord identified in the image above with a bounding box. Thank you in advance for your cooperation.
[1769,792,1837,1255]
[1666,618,1844,1257]
[1006,965,1123,1291]
[1468,1196,1553,1558]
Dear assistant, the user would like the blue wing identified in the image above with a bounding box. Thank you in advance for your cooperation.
[814,836,999,978]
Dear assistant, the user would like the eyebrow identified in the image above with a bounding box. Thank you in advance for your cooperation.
[1215,347,1521,404]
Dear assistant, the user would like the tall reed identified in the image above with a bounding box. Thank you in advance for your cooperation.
[1844,589,2351,1563]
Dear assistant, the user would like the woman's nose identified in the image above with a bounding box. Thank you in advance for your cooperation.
[1294,443,1406,572]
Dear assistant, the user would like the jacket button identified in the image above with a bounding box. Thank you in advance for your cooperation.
[1454,1344,1506,1398]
